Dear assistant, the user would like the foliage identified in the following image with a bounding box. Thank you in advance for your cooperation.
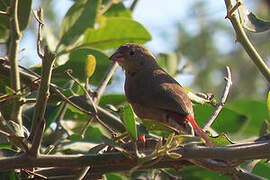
[0,0,270,179]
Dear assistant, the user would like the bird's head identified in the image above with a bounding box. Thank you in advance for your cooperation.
[109,43,157,73]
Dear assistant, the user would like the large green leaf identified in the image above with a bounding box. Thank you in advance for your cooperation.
[120,104,137,140]
[226,99,269,136]
[194,104,248,136]
[68,126,105,143]
[53,48,111,85]
[83,17,152,50]
[58,0,100,46]
[104,2,132,18]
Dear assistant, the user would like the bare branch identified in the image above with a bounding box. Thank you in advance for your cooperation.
[93,62,118,103]
[33,8,45,59]
[29,9,56,142]
[28,119,45,157]
[203,66,232,131]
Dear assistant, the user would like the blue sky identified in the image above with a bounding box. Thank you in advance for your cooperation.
[19,0,256,90]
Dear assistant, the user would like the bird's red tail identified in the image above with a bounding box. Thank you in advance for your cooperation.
[184,114,214,146]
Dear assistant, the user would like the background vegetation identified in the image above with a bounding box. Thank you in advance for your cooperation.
[0,0,270,179]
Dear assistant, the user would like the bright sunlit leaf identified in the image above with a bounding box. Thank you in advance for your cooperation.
[85,55,96,78]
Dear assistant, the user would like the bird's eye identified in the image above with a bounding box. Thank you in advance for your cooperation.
[129,51,135,56]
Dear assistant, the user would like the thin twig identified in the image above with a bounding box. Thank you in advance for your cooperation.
[75,166,91,180]
[22,169,47,179]
[65,69,97,114]
[81,116,95,139]
[0,10,8,15]
[130,0,139,12]
[203,66,232,131]
[33,8,44,59]
[224,0,270,83]
[93,62,118,103]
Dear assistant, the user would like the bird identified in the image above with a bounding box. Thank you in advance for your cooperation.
[109,43,212,146]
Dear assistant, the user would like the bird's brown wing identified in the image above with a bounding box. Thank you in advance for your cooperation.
[125,68,194,116]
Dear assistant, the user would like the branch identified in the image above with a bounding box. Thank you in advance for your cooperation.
[203,66,232,130]
[29,8,56,141]
[28,119,45,157]
[0,10,8,15]
[33,8,45,59]
[1,140,270,173]
[130,0,139,12]
[93,62,118,103]
[8,0,23,128]
[224,0,270,83]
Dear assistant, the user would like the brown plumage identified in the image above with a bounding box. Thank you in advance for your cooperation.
[109,43,212,145]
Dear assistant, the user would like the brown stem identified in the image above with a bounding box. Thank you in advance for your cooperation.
[8,0,23,128]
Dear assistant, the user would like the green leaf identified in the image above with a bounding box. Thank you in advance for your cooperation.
[18,0,32,31]
[83,17,152,50]
[0,143,12,150]
[209,133,232,146]
[68,126,104,143]
[0,0,10,39]
[57,141,98,154]
[46,27,59,52]
[23,104,64,131]
[99,94,126,107]
[252,161,270,179]
[54,48,111,85]
[104,2,132,18]
[0,170,18,180]
[142,119,176,133]
[174,166,230,180]
[194,104,248,136]
[85,55,96,78]
[59,0,100,46]
[238,1,270,33]
[68,95,126,133]
[7,120,24,137]
[105,173,127,180]
[242,12,270,33]
[226,99,269,136]
[119,104,137,140]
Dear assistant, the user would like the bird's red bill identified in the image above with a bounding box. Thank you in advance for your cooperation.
[109,49,125,62]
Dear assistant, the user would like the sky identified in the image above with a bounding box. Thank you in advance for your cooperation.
[19,0,256,91]
[21,0,229,66]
